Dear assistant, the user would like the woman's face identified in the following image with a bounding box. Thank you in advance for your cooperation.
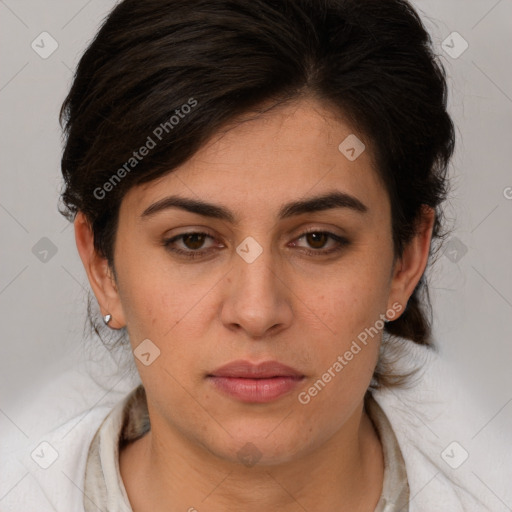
[80,97,425,465]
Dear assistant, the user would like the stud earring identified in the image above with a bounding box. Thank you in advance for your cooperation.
[103,314,112,325]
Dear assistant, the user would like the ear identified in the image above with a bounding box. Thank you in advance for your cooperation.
[74,212,126,329]
[387,205,435,318]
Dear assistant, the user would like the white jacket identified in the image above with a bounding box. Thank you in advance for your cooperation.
[1,338,510,511]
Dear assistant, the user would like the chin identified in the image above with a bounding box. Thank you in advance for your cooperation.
[203,425,313,468]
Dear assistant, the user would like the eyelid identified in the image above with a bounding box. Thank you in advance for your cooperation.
[163,230,220,249]
[162,227,349,259]
[294,225,346,238]
[290,228,349,252]
[163,225,345,245]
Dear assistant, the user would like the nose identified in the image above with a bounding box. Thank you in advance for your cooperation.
[220,241,293,339]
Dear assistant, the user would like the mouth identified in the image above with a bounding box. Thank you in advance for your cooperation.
[206,360,305,403]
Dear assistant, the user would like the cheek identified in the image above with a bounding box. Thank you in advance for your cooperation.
[118,264,220,386]
[115,244,198,338]
[296,265,388,400]
[307,264,389,343]
[297,282,383,411]
[307,295,382,400]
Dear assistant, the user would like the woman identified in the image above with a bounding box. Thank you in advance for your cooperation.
[1,0,510,511]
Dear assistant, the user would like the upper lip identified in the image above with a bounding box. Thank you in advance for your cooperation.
[208,360,304,379]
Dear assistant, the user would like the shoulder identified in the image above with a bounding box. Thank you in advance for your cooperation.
[372,337,512,512]
[0,370,136,512]
[0,405,112,511]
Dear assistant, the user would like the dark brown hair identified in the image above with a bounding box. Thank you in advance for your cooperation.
[59,0,455,387]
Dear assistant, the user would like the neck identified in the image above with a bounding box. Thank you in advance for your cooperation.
[120,399,384,512]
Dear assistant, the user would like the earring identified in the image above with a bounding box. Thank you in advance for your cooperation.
[103,314,112,325]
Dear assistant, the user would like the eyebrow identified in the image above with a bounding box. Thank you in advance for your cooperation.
[140,190,368,223]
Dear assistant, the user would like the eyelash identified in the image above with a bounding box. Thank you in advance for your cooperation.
[162,229,350,259]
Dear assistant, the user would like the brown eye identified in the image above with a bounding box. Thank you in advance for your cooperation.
[163,231,218,259]
[305,232,329,249]
[181,233,208,250]
[292,230,350,256]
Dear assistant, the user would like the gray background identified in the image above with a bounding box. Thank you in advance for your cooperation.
[1,0,511,453]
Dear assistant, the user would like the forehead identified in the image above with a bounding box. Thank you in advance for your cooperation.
[121,97,388,223]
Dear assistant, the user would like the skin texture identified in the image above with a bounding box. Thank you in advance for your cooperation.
[75,97,434,511]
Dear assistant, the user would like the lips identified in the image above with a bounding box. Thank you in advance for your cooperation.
[208,359,304,379]
[207,360,305,403]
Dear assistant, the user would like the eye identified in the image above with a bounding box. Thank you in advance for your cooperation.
[163,231,218,259]
[162,229,350,259]
[291,229,350,256]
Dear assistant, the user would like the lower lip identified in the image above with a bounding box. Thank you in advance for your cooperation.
[208,376,304,403]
